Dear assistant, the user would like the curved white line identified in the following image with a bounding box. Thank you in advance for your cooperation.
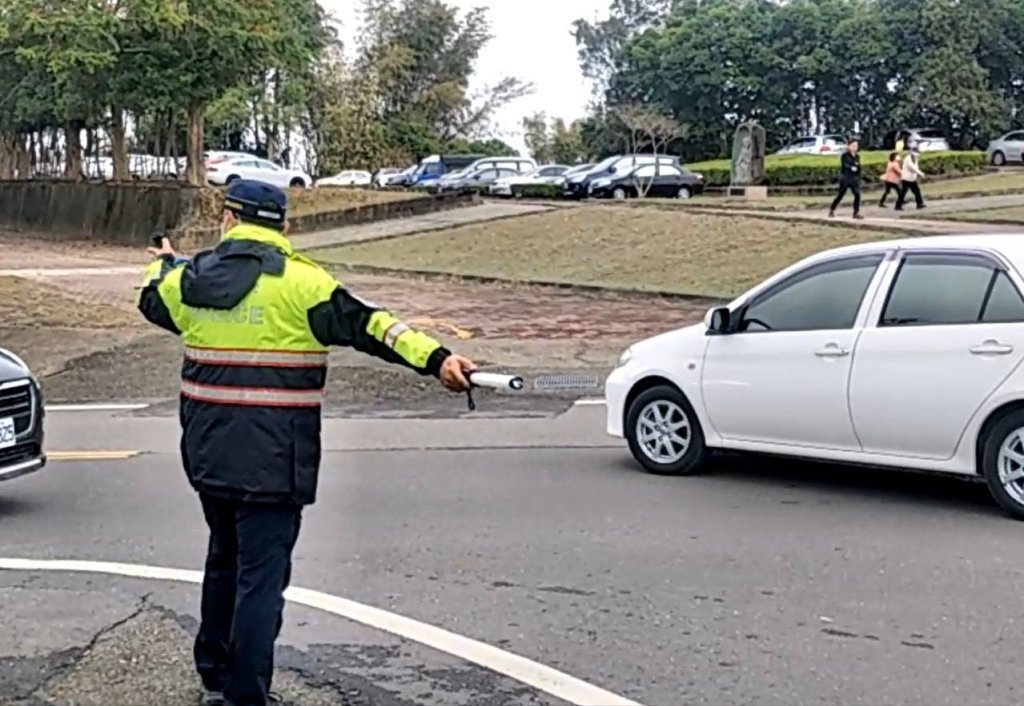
[0,557,641,706]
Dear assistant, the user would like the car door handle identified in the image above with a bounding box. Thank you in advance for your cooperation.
[970,340,1014,355]
[815,344,850,358]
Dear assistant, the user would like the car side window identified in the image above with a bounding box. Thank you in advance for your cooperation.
[738,255,884,333]
[632,164,658,178]
[659,165,682,176]
[881,253,1024,326]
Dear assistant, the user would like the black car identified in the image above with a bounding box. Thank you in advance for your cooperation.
[0,348,45,481]
[563,154,682,199]
[587,163,704,199]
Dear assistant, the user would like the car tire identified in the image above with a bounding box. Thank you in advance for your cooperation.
[612,187,627,200]
[980,409,1024,520]
[992,151,1006,166]
[625,385,709,476]
[676,186,691,199]
[290,177,306,188]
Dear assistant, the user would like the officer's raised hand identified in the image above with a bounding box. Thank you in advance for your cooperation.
[439,354,477,392]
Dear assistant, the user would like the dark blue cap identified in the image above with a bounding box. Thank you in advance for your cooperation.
[224,180,288,224]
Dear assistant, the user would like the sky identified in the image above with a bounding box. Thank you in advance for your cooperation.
[324,0,608,154]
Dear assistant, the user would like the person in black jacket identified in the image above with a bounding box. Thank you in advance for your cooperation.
[829,138,864,220]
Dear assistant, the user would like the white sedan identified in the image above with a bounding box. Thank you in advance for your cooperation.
[606,234,1024,519]
[317,170,372,187]
[489,165,570,197]
[206,157,312,189]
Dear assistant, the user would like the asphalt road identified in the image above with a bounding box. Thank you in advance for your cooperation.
[2,405,1023,705]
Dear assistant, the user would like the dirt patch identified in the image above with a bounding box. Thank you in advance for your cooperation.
[312,206,915,298]
[36,272,708,412]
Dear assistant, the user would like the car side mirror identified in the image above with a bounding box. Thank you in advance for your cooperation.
[608,166,617,174]
[705,306,731,334]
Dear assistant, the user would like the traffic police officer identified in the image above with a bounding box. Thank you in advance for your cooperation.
[137,180,475,706]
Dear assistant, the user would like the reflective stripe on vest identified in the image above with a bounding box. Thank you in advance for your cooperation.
[184,346,328,368]
[383,322,410,349]
[181,380,324,407]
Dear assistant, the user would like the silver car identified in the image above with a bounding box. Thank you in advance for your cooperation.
[0,348,45,482]
[986,131,1024,165]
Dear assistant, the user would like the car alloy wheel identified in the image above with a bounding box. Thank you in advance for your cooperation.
[992,151,1006,166]
[676,186,691,199]
[612,187,627,200]
[625,384,708,476]
[981,410,1024,519]
[636,400,690,463]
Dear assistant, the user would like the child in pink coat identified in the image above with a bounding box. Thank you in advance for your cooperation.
[879,152,902,208]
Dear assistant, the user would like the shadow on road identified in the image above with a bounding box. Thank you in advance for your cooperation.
[609,451,998,519]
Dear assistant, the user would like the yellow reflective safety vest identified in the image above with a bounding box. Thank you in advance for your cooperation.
[138,223,450,505]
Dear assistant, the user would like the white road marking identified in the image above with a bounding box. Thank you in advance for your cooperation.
[574,398,607,406]
[0,557,642,706]
[46,403,150,412]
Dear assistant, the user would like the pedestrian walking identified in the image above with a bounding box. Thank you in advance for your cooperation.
[878,151,902,208]
[829,138,864,219]
[895,144,926,211]
[137,180,476,706]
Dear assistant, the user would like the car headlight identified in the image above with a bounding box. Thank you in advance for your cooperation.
[692,172,703,181]
[617,347,633,367]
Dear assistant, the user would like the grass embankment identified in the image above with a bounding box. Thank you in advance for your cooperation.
[310,206,917,298]
[0,276,137,329]
[286,187,426,217]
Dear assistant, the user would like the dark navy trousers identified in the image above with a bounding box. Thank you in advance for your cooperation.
[194,494,302,706]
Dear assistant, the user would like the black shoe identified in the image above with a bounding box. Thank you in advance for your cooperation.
[201,691,225,706]
[853,213,865,220]
[917,204,926,209]
[828,210,835,218]
[894,207,903,211]
[878,202,887,208]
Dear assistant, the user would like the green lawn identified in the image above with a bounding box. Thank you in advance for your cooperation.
[309,206,928,298]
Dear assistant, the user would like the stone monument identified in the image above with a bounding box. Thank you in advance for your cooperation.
[728,121,767,200]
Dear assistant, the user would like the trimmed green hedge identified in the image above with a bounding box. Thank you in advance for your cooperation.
[510,183,563,198]
[688,150,987,187]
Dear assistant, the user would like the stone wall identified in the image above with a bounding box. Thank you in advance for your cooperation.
[0,179,197,246]
[0,180,479,248]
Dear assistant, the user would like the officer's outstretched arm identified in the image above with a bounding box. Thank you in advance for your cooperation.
[307,287,451,376]
[137,256,184,335]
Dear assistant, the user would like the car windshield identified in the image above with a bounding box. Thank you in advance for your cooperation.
[917,129,945,139]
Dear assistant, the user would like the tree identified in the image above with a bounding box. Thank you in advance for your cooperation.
[614,104,687,196]
[521,112,553,162]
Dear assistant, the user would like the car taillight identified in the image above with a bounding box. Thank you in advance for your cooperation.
[819,145,830,153]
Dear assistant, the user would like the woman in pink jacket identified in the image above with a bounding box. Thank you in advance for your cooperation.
[878,152,902,208]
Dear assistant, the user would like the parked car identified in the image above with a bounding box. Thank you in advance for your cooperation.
[461,156,536,175]
[564,154,681,199]
[206,157,312,188]
[549,163,594,189]
[775,134,846,155]
[435,166,519,194]
[986,131,1024,165]
[316,170,372,187]
[606,233,1024,519]
[588,163,704,199]
[883,128,951,152]
[0,348,45,483]
[372,168,402,188]
[204,150,254,166]
[488,164,570,197]
[386,165,418,187]
[406,154,488,186]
